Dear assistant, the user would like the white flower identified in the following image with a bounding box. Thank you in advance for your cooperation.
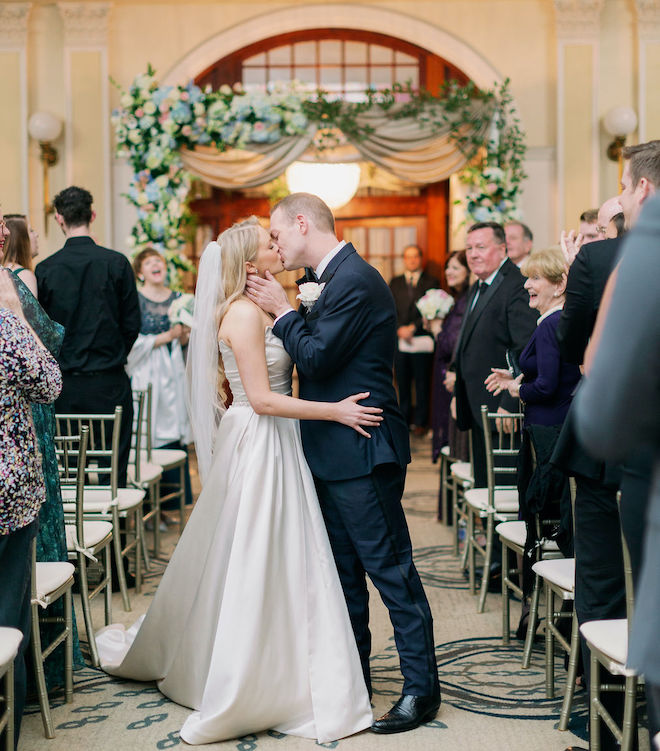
[296,281,326,310]
[416,288,455,320]
[168,293,195,327]
[120,93,134,108]
[143,101,157,115]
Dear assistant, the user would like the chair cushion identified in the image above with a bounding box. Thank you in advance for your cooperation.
[532,557,575,593]
[62,487,145,514]
[496,520,526,547]
[66,521,113,551]
[127,461,162,485]
[451,462,473,483]
[464,487,519,513]
[0,627,23,667]
[35,562,75,602]
[580,619,629,668]
[150,448,187,469]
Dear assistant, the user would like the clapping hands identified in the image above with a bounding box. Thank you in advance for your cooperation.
[560,229,583,266]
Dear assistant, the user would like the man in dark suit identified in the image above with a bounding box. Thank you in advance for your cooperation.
[36,186,140,490]
[452,221,538,489]
[246,193,440,734]
[389,245,440,435]
[553,140,660,751]
[575,194,660,751]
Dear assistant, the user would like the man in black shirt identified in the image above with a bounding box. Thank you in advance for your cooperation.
[36,186,140,488]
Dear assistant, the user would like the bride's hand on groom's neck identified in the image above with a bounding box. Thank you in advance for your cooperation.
[246,271,291,318]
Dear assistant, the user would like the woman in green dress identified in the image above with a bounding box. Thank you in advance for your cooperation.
[2,214,85,689]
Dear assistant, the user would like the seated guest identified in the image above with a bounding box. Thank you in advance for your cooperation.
[127,248,193,517]
[429,251,470,520]
[0,265,62,748]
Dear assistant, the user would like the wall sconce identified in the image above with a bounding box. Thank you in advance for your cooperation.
[603,106,637,183]
[285,162,361,210]
[28,111,63,235]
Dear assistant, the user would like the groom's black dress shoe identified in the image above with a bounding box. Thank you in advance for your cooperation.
[370,691,441,734]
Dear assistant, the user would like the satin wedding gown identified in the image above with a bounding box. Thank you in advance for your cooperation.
[96,328,373,744]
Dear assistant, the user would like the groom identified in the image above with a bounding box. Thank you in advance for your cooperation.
[246,193,440,733]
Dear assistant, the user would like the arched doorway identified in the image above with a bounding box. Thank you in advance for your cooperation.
[188,28,471,284]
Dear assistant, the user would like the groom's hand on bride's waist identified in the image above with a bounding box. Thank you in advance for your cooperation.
[246,271,293,319]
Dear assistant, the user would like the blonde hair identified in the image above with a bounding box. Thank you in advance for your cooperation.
[213,216,261,402]
[520,247,567,285]
[272,192,335,234]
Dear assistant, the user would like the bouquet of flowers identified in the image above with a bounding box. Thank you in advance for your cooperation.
[416,288,455,320]
[168,293,195,327]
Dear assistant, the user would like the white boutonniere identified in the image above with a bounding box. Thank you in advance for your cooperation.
[296,281,326,311]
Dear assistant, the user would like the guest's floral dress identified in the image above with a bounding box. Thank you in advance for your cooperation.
[10,272,85,686]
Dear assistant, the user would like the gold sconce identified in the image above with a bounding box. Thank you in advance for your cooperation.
[603,106,638,185]
[28,111,63,235]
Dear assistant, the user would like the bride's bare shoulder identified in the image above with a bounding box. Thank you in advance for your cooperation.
[220,298,266,342]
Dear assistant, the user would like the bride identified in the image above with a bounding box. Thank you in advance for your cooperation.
[96,217,377,744]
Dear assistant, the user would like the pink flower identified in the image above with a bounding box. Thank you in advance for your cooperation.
[486,182,499,193]
[181,125,192,136]
[253,122,265,130]
[135,107,145,118]
[159,102,170,113]
[180,91,190,101]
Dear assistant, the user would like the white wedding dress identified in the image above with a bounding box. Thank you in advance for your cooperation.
[96,328,372,744]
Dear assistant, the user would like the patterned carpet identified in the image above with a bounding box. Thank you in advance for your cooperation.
[21,435,594,751]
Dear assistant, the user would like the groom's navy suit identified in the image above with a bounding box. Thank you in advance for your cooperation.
[274,243,439,697]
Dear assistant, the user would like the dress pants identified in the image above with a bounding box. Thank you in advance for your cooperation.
[56,371,133,488]
[573,475,631,751]
[0,519,38,750]
[395,351,434,428]
[314,463,439,697]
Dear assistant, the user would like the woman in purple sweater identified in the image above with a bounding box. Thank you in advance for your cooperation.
[485,247,581,424]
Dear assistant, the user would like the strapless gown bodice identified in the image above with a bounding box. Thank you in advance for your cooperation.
[220,327,292,403]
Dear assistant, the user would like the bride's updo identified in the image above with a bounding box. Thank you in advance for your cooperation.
[215,215,260,325]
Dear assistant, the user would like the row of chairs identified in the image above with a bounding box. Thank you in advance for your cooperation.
[19,386,190,741]
[439,406,643,750]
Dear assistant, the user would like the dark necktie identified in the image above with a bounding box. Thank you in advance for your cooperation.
[295,267,319,286]
[469,280,487,313]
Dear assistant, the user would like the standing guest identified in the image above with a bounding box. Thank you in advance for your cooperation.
[575,194,660,751]
[485,248,581,626]
[35,186,140,489]
[578,208,600,244]
[607,212,625,239]
[452,221,538,489]
[128,248,193,514]
[504,221,533,267]
[430,250,470,464]
[389,244,440,435]
[5,214,84,689]
[1,214,38,296]
[0,265,62,750]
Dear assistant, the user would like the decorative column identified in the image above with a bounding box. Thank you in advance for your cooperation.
[0,4,31,213]
[635,0,660,142]
[554,0,603,232]
[58,2,112,244]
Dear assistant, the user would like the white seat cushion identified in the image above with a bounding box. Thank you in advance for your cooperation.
[497,521,561,553]
[0,627,23,667]
[35,561,75,601]
[533,557,575,593]
[62,487,145,514]
[451,462,473,483]
[465,487,519,514]
[66,521,113,551]
[150,448,187,468]
[580,619,629,668]
[496,520,526,547]
[127,461,162,485]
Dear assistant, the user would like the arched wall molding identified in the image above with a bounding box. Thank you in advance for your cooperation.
[161,4,504,92]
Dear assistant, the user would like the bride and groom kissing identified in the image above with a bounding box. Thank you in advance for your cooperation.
[96,193,440,744]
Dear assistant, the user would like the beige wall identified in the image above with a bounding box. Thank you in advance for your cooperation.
[2,0,658,258]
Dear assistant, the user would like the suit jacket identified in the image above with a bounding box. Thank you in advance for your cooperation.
[389,270,440,336]
[551,237,622,482]
[273,243,410,481]
[556,237,621,365]
[573,195,660,682]
[453,258,538,430]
